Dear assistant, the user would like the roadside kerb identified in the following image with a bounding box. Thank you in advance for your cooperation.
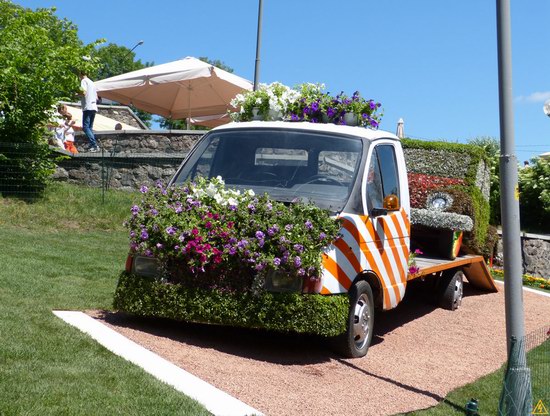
[52,310,262,416]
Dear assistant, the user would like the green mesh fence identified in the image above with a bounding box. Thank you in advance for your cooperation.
[0,142,185,202]
[499,325,550,415]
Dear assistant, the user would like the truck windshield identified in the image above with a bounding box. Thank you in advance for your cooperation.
[172,128,363,212]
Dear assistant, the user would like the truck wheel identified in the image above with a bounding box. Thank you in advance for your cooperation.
[331,280,374,358]
[439,270,464,311]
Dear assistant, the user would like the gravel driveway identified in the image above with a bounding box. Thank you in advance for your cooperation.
[90,283,550,416]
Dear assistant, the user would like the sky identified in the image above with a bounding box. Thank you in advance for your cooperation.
[21,0,550,161]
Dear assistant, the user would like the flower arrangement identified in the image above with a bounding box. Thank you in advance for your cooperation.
[125,177,341,292]
[408,248,423,276]
[230,82,382,128]
[230,82,299,122]
[491,269,550,292]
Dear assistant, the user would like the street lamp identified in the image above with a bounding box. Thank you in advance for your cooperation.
[122,40,144,61]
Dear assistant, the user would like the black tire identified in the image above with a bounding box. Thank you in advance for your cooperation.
[439,269,464,311]
[331,280,374,358]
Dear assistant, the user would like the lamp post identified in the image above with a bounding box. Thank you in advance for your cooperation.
[124,40,144,60]
[253,0,263,91]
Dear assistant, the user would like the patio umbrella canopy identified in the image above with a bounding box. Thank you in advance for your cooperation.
[95,56,252,121]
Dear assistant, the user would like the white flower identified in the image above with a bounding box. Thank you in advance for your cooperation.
[246,189,255,197]
[227,197,238,206]
[205,182,218,197]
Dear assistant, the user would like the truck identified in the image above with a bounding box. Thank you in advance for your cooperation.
[123,120,497,358]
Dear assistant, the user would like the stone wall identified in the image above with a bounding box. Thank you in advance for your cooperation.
[495,232,550,278]
[55,130,204,191]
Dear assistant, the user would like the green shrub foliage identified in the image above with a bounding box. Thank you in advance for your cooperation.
[0,2,101,197]
[519,157,550,233]
[113,272,349,337]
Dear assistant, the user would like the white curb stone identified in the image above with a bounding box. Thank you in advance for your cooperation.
[53,310,262,416]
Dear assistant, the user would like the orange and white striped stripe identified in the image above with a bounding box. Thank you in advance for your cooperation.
[321,208,410,310]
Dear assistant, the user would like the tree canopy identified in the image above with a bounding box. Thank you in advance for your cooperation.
[0,1,101,197]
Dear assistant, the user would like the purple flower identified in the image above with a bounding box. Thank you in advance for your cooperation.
[291,113,300,121]
[130,231,136,238]
[140,230,149,240]
[273,257,281,266]
[156,243,163,249]
[293,244,304,253]
[294,256,302,267]
[305,220,313,229]
[297,268,305,276]
[362,113,368,119]
[327,107,336,118]
[266,202,273,211]
[150,209,159,216]
[140,185,148,194]
[229,247,237,255]
[303,106,310,115]
[258,239,265,248]
[255,231,265,240]
[178,234,186,242]
[166,226,176,236]
[131,205,140,216]
[369,101,376,110]
[319,232,326,240]
[255,262,266,271]
[370,120,379,129]
[237,239,249,248]
[248,203,256,212]
[285,224,293,232]
[311,101,319,111]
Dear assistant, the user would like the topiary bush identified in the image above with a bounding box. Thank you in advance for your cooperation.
[113,272,349,337]
[403,138,491,256]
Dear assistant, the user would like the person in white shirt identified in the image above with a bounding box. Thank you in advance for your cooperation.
[78,71,100,152]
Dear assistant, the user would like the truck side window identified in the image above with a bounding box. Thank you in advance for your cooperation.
[366,145,400,212]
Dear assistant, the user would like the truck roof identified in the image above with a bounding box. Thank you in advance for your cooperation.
[211,121,400,142]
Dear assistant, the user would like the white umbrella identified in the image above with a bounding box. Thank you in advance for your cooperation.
[95,56,252,124]
[396,118,405,139]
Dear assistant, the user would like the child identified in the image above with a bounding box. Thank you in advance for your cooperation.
[63,113,78,154]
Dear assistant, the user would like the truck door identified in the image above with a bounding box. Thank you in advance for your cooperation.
[359,143,410,309]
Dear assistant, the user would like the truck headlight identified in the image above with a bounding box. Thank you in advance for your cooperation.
[133,256,160,278]
[264,269,303,293]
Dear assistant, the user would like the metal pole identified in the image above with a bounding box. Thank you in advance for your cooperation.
[253,0,263,91]
[496,0,530,412]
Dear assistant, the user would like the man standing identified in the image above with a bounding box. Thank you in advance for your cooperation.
[78,71,100,152]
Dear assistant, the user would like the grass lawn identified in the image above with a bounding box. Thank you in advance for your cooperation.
[2,182,548,415]
[0,183,210,415]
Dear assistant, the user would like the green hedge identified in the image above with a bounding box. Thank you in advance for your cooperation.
[113,272,349,337]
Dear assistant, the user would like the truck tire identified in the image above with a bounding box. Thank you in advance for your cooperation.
[439,269,464,311]
[331,280,374,358]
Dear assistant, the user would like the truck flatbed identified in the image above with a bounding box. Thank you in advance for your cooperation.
[413,254,498,292]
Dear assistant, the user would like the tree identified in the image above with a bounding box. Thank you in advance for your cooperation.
[92,43,154,127]
[0,1,101,198]
[518,157,550,233]
[198,57,234,73]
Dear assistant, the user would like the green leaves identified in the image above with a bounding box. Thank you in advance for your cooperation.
[0,3,102,197]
